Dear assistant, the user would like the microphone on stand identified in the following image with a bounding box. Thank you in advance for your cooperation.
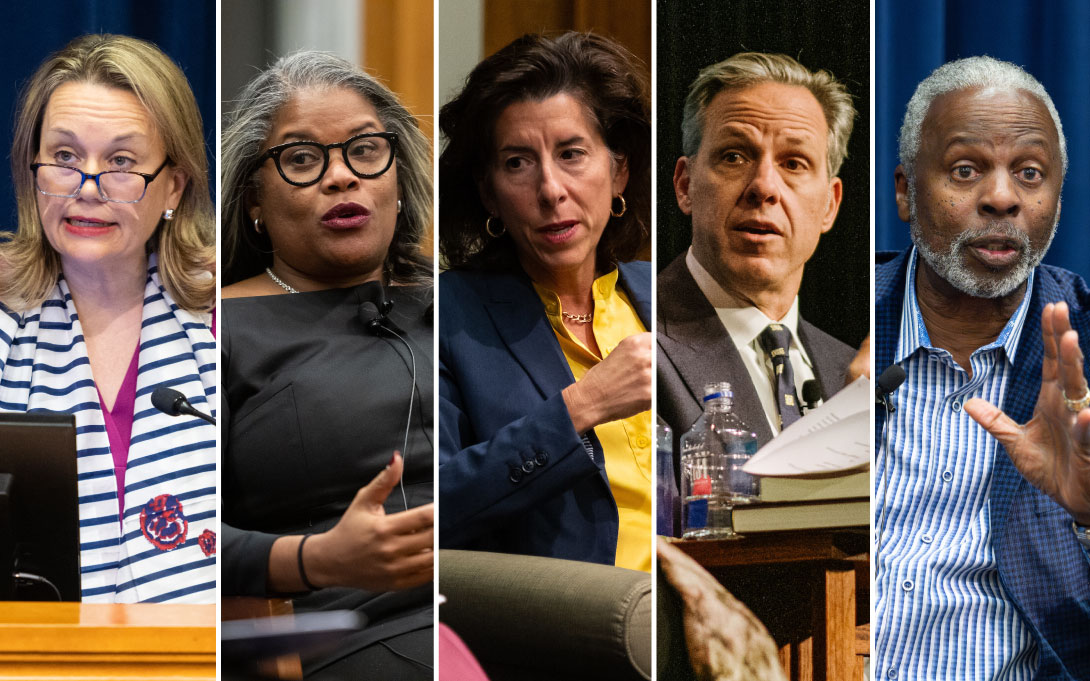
[151,386,216,425]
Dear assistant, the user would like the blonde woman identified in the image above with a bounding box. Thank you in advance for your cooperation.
[0,34,216,603]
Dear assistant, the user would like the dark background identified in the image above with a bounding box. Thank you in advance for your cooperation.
[657,0,870,349]
[876,0,1090,282]
[0,0,216,234]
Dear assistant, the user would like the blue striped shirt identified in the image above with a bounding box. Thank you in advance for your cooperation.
[875,248,1038,681]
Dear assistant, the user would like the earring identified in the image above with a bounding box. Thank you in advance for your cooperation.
[162,208,175,221]
[485,215,505,238]
[610,194,627,218]
[397,199,402,214]
[253,217,263,234]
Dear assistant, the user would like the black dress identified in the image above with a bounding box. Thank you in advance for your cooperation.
[222,281,433,679]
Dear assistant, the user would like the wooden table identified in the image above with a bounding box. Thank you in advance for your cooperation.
[0,602,215,679]
[671,528,869,681]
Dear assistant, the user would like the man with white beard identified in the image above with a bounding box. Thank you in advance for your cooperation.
[874,56,1090,681]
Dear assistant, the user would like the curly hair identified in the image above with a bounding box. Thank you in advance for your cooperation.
[222,51,432,286]
[1,34,214,312]
[439,32,650,271]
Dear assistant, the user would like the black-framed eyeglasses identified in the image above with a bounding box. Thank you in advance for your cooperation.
[261,132,398,187]
[29,158,171,204]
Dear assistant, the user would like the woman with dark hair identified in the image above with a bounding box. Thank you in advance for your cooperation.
[221,51,433,679]
[438,32,653,572]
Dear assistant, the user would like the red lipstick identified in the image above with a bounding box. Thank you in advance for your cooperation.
[321,203,371,229]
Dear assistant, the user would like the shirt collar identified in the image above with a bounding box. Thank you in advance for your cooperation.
[685,247,813,366]
[896,246,1035,364]
[532,268,620,316]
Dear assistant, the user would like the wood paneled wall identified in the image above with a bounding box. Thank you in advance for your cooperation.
[364,0,435,138]
[484,0,651,72]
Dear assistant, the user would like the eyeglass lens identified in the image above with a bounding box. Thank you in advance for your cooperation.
[35,166,149,203]
[277,135,394,184]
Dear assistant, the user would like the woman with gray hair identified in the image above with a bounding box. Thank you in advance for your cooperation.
[221,51,434,679]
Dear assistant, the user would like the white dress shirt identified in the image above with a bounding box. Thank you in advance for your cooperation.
[685,248,818,434]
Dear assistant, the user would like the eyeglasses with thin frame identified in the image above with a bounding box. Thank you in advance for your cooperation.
[261,132,398,187]
[30,158,171,204]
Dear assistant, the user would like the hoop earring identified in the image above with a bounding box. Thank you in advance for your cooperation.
[485,216,505,238]
[610,194,627,218]
[162,208,175,221]
[253,217,263,234]
[397,199,403,214]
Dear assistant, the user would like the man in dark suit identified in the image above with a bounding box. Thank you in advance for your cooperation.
[874,56,1090,680]
[658,52,865,444]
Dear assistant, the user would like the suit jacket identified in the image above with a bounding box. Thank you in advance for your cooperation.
[657,252,856,445]
[438,261,652,565]
[876,249,1090,681]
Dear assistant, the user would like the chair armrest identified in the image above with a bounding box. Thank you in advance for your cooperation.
[439,550,651,681]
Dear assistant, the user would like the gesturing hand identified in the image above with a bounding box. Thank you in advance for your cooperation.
[307,452,434,591]
[847,334,872,385]
[964,302,1090,525]
[563,332,652,434]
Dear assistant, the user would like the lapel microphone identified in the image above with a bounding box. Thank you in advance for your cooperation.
[359,301,387,334]
[875,363,907,577]
[358,293,414,512]
[801,379,822,413]
[151,386,216,425]
[876,365,907,413]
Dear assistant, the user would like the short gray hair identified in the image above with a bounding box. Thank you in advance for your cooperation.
[898,56,1067,182]
[680,52,856,178]
[222,50,432,284]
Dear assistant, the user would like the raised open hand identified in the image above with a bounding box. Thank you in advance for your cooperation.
[964,302,1090,525]
[305,452,434,591]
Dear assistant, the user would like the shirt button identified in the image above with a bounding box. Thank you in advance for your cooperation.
[921,534,933,544]
[942,470,954,482]
[902,580,914,592]
[887,669,898,679]
[635,435,650,448]
[951,400,962,412]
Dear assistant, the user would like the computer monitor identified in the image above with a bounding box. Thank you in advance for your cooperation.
[0,412,81,601]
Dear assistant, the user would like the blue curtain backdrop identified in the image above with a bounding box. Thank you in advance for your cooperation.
[877,0,1090,281]
[0,0,216,233]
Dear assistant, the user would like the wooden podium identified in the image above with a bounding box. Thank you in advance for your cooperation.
[0,602,215,679]
[672,528,869,681]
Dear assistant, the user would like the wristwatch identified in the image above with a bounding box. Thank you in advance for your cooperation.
[1074,521,1090,551]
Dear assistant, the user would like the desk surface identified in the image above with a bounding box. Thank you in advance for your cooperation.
[669,527,869,567]
[0,602,215,680]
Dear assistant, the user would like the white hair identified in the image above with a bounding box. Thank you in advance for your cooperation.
[898,55,1067,182]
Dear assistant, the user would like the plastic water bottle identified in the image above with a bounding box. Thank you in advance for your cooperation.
[679,382,760,539]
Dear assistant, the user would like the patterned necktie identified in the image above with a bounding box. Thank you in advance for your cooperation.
[758,324,802,430]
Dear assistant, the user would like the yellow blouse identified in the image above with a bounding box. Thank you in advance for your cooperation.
[533,269,652,572]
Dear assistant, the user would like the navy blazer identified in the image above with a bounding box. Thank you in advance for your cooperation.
[876,249,1090,681]
[438,261,652,565]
